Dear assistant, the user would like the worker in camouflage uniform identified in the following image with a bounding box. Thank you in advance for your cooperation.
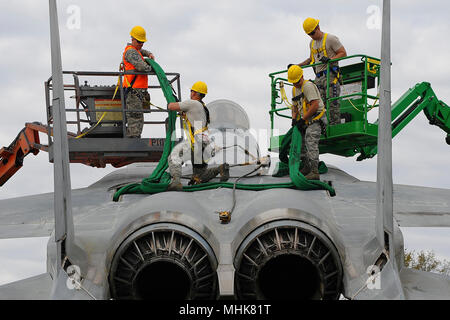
[289,18,347,125]
[122,26,154,138]
[288,65,327,180]
[167,81,229,191]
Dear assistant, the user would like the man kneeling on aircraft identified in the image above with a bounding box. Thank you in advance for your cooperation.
[167,81,229,191]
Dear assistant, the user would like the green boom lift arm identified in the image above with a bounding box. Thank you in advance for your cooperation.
[358,81,450,160]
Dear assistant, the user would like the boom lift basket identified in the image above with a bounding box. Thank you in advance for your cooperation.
[269,54,450,161]
[44,69,183,167]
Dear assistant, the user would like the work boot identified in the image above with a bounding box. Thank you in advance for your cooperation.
[198,163,229,183]
[304,161,320,180]
[189,165,207,185]
[168,178,183,191]
[300,158,311,176]
[167,178,183,191]
[219,163,230,182]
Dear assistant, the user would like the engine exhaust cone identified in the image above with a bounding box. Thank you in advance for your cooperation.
[235,220,343,300]
[110,223,218,300]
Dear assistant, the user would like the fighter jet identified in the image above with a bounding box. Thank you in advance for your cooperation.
[1,103,449,300]
[0,0,449,300]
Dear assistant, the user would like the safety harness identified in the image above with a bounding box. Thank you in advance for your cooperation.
[310,33,329,65]
[182,101,210,150]
[310,33,340,85]
[292,80,326,125]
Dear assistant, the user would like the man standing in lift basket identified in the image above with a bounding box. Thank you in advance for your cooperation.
[288,65,327,180]
[288,17,347,125]
[167,81,229,191]
[122,26,154,138]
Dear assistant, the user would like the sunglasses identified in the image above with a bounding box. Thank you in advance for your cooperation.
[308,28,317,36]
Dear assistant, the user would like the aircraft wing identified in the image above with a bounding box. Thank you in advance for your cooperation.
[323,167,450,227]
[0,165,156,239]
[400,267,450,299]
[0,193,54,239]
[1,166,449,239]
[0,273,52,300]
[392,184,450,227]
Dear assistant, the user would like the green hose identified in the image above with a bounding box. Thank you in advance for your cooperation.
[112,60,335,202]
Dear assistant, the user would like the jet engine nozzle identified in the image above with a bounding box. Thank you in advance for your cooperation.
[109,223,218,300]
[234,220,343,300]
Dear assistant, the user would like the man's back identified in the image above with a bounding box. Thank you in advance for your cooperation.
[180,99,207,134]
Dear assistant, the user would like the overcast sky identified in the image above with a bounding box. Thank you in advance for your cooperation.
[0,0,449,286]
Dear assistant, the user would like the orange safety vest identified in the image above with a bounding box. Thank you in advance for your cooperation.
[122,45,148,89]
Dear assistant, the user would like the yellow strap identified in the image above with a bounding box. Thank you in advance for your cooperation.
[112,77,121,99]
[312,108,326,122]
[332,74,339,84]
[194,127,208,136]
[279,81,293,109]
[348,95,378,113]
[182,114,208,150]
[123,74,133,88]
[367,58,380,74]
[294,85,301,121]
[75,112,107,139]
[310,33,328,65]
[301,80,308,121]
[300,80,326,124]
[322,33,328,59]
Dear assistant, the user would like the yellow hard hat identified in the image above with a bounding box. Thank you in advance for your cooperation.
[303,17,320,35]
[191,81,208,95]
[287,65,303,84]
[130,26,147,42]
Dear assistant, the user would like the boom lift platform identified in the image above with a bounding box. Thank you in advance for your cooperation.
[1,63,182,186]
[269,54,450,160]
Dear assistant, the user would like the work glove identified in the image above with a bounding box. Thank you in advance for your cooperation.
[296,118,307,133]
[320,56,331,63]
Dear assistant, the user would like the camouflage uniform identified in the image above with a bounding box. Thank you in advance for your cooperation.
[292,81,327,178]
[123,44,152,138]
[125,89,150,137]
[300,122,323,174]
[315,74,341,125]
[309,33,344,125]
[167,100,229,190]
[168,138,209,182]
[168,137,228,189]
